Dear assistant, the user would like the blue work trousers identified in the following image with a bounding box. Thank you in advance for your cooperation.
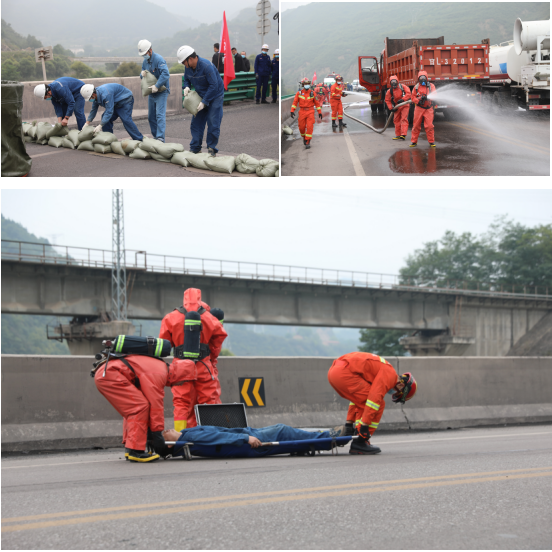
[102,97,143,141]
[256,75,270,101]
[271,76,279,101]
[189,93,224,153]
[251,424,331,442]
[59,96,87,130]
[148,90,168,142]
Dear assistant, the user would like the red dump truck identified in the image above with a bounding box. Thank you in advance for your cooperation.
[359,37,490,121]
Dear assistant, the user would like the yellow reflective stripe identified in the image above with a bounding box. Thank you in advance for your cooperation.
[349,402,355,406]
[366,399,380,411]
[291,105,296,108]
[305,134,312,137]
[378,356,387,364]
[299,95,305,99]
[174,420,187,432]
[369,422,379,428]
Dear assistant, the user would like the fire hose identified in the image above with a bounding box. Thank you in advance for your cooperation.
[342,99,413,133]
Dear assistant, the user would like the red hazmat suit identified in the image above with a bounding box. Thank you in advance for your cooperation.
[327,352,399,436]
[291,88,322,144]
[411,70,437,144]
[159,288,227,431]
[384,75,412,137]
[95,354,190,451]
[330,83,345,121]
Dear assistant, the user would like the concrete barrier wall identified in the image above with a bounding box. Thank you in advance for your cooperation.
[2,355,552,451]
[21,75,184,123]
[281,96,294,125]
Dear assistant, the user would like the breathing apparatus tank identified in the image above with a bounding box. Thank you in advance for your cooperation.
[182,311,202,360]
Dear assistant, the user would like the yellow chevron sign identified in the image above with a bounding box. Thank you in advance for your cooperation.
[239,377,265,408]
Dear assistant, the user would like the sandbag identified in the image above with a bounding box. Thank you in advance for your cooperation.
[183,90,203,116]
[170,151,194,167]
[185,152,212,170]
[275,169,279,177]
[204,155,236,174]
[36,123,54,143]
[61,137,75,149]
[1,80,32,177]
[256,159,279,177]
[23,135,34,143]
[110,141,126,156]
[27,123,38,140]
[141,70,167,97]
[282,125,293,135]
[94,143,112,154]
[48,136,65,148]
[149,151,171,163]
[235,153,260,174]
[138,136,159,153]
[45,122,68,140]
[77,125,95,142]
[66,129,80,147]
[129,147,152,160]
[92,132,117,146]
[121,139,141,153]
[22,123,32,136]
[155,142,185,159]
[77,140,95,151]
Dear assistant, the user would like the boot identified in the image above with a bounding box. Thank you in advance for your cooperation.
[409,142,417,147]
[429,142,436,147]
[261,99,269,104]
[271,99,278,104]
[305,141,311,149]
[339,120,347,128]
[256,99,260,105]
[349,438,381,455]
[332,121,337,128]
[208,147,216,157]
[399,135,406,140]
[392,135,402,140]
[127,449,160,463]
[303,138,307,146]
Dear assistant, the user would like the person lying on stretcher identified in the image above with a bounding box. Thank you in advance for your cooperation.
[158,423,350,458]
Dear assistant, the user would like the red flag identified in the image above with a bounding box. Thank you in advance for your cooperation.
[220,11,235,90]
[313,72,317,83]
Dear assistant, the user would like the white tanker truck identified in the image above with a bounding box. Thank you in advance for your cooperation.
[485,18,550,111]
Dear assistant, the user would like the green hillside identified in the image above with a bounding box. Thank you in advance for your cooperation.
[281,2,550,94]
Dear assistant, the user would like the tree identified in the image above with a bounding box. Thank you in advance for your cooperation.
[113,62,141,78]
[1,59,20,81]
[358,329,407,356]
[92,70,107,78]
[219,348,235,356]
[26,34,42,49]
[70,61,93,79]
[53,44,74,57]
[17,57,38,81]
[169,63,183,74]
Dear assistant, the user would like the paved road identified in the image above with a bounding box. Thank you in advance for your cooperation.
[25,100,279,178]
[281,91,550,176]
[3,424,551,549]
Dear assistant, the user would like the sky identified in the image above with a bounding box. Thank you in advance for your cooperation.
[2,189,550,277]
[145,0,259,23]
[281,2,311,12]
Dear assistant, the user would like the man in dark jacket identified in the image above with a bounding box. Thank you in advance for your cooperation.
[212,43,224,72]
[241,51,251,72]
[271,49,279,103]
[254,44,272,104]
[231,47,244,72]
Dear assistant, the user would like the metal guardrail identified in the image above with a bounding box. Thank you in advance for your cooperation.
[2,240,550,301]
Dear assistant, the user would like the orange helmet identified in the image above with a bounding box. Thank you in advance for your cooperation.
[300,77,311,86]
[392,372,417,404]
[336,74,343,82]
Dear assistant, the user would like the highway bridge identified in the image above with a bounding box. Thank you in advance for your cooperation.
[2,240,551,356]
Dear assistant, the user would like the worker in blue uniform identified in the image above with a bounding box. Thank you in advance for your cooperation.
[80,83,143,140]
[138,39,170,143]
[178,45,225,157]
[33,77,87,130]
[271,49,279,104]
[254,44,272,104]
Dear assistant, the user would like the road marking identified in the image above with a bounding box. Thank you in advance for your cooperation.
[3,470,551,532]
[342,127,366,176]
[3,466,550,524]
[446,122,550,155]
[378,430,552,446]
[30,150,66,158]
[2,458,121,470]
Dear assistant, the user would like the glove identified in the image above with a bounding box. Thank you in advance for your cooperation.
[197,102,205,112]
[357,424,371,441]
[290,112,295,118]
[149,85,158,94]
[141,70,147,77]
[318,113,323,120]
[397,99,404,104]
[183,87,190,97]
[149,430,168,457]
[93,124,102,135]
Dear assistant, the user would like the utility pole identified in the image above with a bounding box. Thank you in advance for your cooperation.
[111,189,127,321]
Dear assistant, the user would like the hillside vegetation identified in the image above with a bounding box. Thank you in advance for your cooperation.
[281,2,550,94]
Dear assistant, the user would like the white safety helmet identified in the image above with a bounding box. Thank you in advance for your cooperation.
[80,84,95,101]
[138,39,152,56]
[275,49,280,55]
[262,44,269,50]
[177,45,195,64]
[33,84,47,99]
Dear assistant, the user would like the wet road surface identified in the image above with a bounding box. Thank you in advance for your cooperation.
[25,100,279,178]
[2,424,552,549]
[281,91,550,176]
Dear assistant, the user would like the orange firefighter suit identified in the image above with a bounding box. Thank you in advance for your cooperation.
[330,83,345,122]
[327,352,399,436]
[411,70,437,144]
[159,288,227,431]
[291,88,322,144]
[384,75,412,137]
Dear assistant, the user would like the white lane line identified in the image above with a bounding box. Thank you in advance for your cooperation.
[30,150,66,158]
[342,126,366,177]
[377,431,552,446]
[2,458,122,470]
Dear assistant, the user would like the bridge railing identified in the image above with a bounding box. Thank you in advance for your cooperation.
[2,240,550,301]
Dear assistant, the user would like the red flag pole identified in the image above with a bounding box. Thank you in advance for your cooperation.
[220,11,236,90]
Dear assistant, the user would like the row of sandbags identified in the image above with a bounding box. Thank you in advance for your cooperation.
[21,122,280,177]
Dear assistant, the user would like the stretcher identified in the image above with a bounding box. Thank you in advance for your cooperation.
[164,436,353,461]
